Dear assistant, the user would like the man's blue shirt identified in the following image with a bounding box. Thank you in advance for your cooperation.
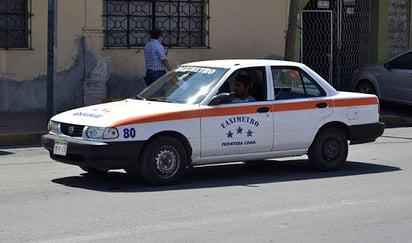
[144,39,167,71]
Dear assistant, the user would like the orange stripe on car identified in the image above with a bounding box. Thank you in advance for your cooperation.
[110,97,378,127]
[111,105,265,127]
[274,100,334,112]
[333,97,378,107]
[111,110,201,127]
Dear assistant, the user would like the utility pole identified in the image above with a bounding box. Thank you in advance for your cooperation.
[47,0,57,120]
[285,0,299,61]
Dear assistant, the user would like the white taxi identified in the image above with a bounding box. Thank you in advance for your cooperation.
[41,59,384,185]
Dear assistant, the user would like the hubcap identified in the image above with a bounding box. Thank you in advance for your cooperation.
[322,138,339,161]
[359,86,370,93]
[154,146,179,178]
[358,83,375,94]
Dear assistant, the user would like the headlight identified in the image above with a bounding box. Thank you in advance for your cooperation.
[86,126,119,139]
[103,128,119,139]
[48,121,60,134]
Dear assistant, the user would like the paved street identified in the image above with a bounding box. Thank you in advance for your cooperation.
[1,126,412,242]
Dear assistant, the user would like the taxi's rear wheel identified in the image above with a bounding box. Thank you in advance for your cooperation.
[308,127,348,171]
[139,136,187,186]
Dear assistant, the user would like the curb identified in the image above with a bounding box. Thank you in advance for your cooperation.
[0,131,47,146]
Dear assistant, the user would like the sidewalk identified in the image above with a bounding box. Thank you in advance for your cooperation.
[0,111,48,146]
[0,108,411,147]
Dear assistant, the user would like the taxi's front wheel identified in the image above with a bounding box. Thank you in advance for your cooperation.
[308,127,348,171]
[139,136,187,186]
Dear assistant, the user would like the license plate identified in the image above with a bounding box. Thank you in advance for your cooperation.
[53,141,68,156]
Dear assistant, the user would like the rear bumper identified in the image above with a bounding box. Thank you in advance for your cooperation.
[41,134,144,169]
[349,122,385,145]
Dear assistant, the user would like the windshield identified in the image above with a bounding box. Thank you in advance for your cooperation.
[136,66,228,104]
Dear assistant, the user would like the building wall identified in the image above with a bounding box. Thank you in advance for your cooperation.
[387,0,411,57]
[103,0,289,101]
[370,0,411,63]
[0,1,85,81]
[0,0,289,113]
[0,0,87,113]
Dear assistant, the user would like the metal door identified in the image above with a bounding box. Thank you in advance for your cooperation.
[300,10,333,84]
[300,0,371,90]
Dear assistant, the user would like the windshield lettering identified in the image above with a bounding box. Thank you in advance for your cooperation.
[176,66,216,74]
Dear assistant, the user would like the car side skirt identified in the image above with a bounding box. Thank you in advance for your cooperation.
[195,149,308,165]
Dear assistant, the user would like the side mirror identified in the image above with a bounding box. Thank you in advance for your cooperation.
[209,93,233,105]
[384,62,392,70]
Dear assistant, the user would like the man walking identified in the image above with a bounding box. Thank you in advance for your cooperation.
[143,29,173,86]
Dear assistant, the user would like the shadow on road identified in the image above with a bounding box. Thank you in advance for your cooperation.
[52,159,400,192]
[0,150,14,156]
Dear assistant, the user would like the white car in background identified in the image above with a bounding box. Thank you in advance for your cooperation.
[42,59,384,185]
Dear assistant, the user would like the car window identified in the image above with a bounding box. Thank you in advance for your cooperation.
[218,67,267,102]
[272,67,326,100]
[137,66,228,104]
[390,52,412,69]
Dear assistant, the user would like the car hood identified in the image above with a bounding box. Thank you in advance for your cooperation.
[51,99,199,127]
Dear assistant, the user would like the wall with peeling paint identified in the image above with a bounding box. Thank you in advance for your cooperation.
[0,0,289,113]
[0,0,89,113]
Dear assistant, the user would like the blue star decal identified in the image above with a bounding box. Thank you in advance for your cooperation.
[247,129,254,137]
[227,130,234,138]
[237,126,243,134]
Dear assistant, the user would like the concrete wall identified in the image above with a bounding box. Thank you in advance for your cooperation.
[369,0,411,63]
[387,0,410,57]
[0,0,289,113]
[0,0,87,113]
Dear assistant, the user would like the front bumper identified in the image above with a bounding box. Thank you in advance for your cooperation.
[41,134,145,169]
[349,122,385,145]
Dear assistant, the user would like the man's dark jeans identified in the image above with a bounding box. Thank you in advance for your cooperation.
[144,69,166,86]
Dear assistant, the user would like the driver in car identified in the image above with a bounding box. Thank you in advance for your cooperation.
[232,75,256,103]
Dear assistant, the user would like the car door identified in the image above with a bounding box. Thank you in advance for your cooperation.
[200,67,274,157]
[271,67,333,151]
[379,51,412,103]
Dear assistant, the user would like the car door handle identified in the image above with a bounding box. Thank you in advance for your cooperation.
[257,107,270,113]
[316,103,328,108]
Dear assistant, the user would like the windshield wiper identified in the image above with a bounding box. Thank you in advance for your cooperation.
[132,95,173,103]
[132,94,145,100]
[145,97,169,102]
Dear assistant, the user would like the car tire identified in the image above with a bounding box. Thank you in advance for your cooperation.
[139,136,187,186]
[308,127,348,171]
[356,81,376,95]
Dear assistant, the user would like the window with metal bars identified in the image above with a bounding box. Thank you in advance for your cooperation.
[103,0,209,49]
[0,0,31,49]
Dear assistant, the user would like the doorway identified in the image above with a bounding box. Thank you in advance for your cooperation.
[300,0,371,89]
